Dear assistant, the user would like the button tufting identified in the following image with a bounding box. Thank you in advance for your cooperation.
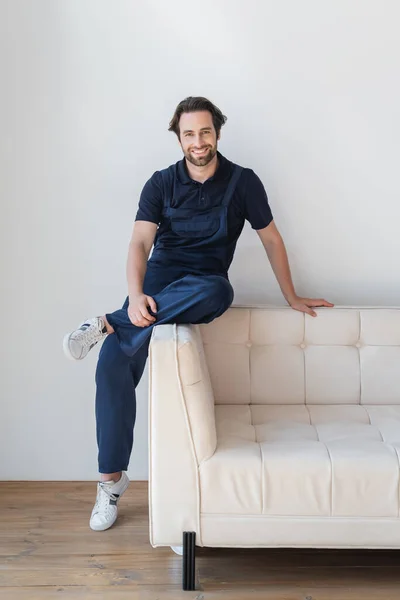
[246,342,252,348]
[355,342,362,348]
[300,343,306,349]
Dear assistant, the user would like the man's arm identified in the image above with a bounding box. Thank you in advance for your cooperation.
[127,221,157,297]
[257,221,334,317]
[126,220,158,327]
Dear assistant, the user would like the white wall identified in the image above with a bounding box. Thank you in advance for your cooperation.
[1,0,399,480]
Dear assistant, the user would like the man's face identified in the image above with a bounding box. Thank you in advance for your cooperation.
[178,110,219,167]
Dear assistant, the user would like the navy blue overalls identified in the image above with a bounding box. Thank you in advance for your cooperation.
[95,164,243,473]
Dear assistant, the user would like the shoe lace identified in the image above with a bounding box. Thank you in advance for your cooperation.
[76,321,103,348]
[93,482,118,515]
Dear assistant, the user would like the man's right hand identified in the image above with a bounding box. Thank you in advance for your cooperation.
[128,294,157,327]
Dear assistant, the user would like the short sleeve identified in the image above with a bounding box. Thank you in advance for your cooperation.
[135,171,163,224]
[243,169,273,230]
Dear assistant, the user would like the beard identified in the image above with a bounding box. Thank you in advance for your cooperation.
[184,144,218,167]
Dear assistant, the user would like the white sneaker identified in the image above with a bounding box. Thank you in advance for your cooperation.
[90,472,130,531]
[63,317,108,361]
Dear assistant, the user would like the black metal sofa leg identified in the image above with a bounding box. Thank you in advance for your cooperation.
[182,531,196,590]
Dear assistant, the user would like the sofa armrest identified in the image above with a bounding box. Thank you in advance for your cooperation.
[148,323,216,547]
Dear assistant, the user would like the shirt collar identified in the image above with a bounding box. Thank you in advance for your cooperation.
[177,150,232,185]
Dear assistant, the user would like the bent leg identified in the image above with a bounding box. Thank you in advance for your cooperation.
[106,274,234,357]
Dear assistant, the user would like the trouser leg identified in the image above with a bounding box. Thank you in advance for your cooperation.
[105,274,234,357]
[95,332,149,473]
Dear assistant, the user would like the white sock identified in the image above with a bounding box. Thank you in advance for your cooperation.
[101,473,126,494]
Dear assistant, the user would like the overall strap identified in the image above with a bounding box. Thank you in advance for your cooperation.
[221,165,244,207]
[160,169,171,209]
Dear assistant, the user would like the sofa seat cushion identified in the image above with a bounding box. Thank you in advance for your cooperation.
[199,404,400,518]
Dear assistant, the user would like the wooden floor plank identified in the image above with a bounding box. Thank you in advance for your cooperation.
[0,481,399,598]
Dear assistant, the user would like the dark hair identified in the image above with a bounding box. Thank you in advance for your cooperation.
[168,96,227,140]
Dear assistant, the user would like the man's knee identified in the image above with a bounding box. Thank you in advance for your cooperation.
[214,276,234,305]
[95,333,149,386]
[203,276,234,314]
[95,334,129,383]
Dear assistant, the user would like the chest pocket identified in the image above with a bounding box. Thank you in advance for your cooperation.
[169,208,221,239]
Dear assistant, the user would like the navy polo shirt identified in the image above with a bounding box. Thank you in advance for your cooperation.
[135,150,273,275]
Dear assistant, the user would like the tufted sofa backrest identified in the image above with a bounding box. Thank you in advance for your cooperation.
[199,307,400,406]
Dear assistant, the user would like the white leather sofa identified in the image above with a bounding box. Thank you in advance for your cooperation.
[148,306,400,590]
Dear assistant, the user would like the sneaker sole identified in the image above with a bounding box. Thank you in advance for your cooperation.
[63,332,82,361]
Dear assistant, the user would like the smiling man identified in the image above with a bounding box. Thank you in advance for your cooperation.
[63,96,333,531]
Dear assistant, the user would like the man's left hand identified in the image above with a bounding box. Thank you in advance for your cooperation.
[289,296,334,317]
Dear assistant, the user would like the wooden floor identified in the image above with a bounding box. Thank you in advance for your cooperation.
[1,482,400,599]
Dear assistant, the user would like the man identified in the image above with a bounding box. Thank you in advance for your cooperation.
[63,96,334,531]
